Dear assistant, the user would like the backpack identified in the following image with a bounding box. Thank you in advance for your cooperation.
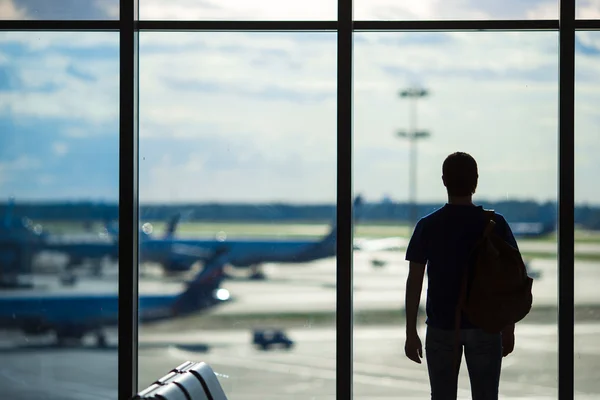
[457,210,534,333]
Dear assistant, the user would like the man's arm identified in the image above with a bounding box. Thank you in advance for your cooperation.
[405,261,426,334]
[404,261,426,364]
[404,219,427,334]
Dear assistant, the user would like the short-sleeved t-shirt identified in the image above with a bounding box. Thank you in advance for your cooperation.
[405,203,518,330]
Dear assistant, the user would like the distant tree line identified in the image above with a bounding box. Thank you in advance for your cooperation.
[2,199,599,230]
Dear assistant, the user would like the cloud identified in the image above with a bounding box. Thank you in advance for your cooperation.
[95,0,118,18]
[2,27,600,205]
[140,139,335,203]
[137,0,556,20]
[355,0,555,20]
[11,0,114,19]
[37,174,56,185]
[576,34,600,58]
[165,78,334,104]
[140,0,336,20]
[0,0,27,19]
[0,33,118,125]
[577,0,600,18]
[52,142,69,157]
[0,155,41,188]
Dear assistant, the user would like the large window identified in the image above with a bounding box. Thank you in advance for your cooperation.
[575,30,600,399]
[137,31,338,398]
[1,0,590,399]
[0,31,119,398]
[353,31,561,398]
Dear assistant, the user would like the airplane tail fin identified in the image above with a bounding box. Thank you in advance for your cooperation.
[322,194,364,242]
[163,213,181,239]
[3,197,15,229]
[307,195,364,257]
[171,247,230,316]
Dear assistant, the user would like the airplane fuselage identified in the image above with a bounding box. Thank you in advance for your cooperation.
[0,276,228,343]
[141,236,335,272]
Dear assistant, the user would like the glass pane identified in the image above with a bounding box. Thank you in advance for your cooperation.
[575,30,600,400]
[355,0,557,20]
[137,32,337,399]
[577,1,600,19]
[0,32,119,398]
[353,31,559,399]
[1,0,118,20]
[140,0,335,20]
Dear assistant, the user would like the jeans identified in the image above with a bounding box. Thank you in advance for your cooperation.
[425,325,502,400]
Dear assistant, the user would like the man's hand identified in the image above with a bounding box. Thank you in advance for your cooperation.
[502,330,515,357]
[405,332,423,364]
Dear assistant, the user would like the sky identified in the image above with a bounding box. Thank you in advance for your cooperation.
[1,0,600,205]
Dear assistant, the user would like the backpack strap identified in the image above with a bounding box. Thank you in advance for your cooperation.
[483,209,496,237]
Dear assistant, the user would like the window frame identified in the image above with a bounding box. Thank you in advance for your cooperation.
[0,0,593,398]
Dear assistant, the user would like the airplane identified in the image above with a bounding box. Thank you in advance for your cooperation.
[507,220,556,238]
[353,217,556,253]
[105,196,364,280]
[0,199,209,280]
[0,197,121,279]
[0,246,231,347]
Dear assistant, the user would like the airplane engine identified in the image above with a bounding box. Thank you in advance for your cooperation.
[163,261,194,274]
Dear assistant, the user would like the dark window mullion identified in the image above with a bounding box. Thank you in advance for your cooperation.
[574,19,600,30]
[336,0,353,399]
[0,20,119,30]
[118,0,140,398]
[138,20,337,30]
[0,19,564,32]
[558,0,575,399]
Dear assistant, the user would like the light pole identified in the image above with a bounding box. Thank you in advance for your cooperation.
[397,87,431,230]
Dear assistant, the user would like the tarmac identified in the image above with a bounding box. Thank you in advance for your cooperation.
[2,322,600,399]
[2,248,600,399]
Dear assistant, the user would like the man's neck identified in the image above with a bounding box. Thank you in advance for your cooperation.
[447,195,474,206]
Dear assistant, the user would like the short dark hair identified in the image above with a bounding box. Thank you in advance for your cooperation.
[442,152,478,196]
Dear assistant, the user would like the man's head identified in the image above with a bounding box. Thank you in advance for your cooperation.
[442,152,478,197]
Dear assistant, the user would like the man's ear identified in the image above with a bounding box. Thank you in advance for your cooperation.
[442,175,447,187]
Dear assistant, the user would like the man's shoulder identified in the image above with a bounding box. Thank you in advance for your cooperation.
[418,206,446,224]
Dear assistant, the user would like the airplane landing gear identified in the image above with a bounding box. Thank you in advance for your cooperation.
[59,272,78,286]
[55,330,84,347]
[54,328,108,348]
[90,260,103,277]
[95,330,108,348]
[248,265,266,280]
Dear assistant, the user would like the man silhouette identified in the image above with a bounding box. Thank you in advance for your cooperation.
[404,152,518,400]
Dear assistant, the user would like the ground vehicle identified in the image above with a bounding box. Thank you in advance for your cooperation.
[252,329,294,350]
